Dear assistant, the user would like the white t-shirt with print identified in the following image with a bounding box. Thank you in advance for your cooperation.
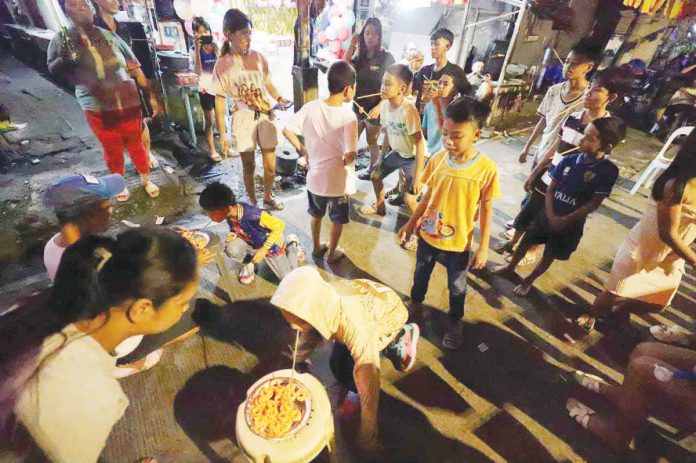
[285,99,359,197]
[15,324,129,463]
[534,82,584,163]
[208,50,274,114]
[380,98,421,159]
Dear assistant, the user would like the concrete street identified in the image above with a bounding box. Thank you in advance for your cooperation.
[0,51,694,463]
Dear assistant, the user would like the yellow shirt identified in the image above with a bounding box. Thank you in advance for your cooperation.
[419,150,501,252]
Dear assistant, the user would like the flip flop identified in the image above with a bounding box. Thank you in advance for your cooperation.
[210,151,222,162]
[513,283,532,297]
[650,325,690,346]
[263,197,284,211]
[113,348,163,379]
[358,204,385,216]
[327,245,346,263]
[115,186,130,202]
[575,315,596,334]
[494,240,514,254]
[573,371,609,394]
[144,182,160,198]
[566,398,595,429]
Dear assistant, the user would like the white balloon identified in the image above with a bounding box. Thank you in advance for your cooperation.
[191,0,213,17]
[173,0,193,20]
[208,12,223,33]
[330,15,343,29]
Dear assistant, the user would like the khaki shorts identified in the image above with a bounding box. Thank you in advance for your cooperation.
[233,109,278,153]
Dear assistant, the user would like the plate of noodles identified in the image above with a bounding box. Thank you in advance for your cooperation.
[177,229,210,250]
[244,376,312,441]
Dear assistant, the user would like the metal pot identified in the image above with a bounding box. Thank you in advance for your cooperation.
[276,150,299,177]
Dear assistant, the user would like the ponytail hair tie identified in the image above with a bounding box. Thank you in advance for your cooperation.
[94,247,113,273]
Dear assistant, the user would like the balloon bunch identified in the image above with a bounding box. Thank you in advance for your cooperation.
[315,0,356,59]
[174,0,228,42]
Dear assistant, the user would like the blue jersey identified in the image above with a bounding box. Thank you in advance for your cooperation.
[549,153,619,217]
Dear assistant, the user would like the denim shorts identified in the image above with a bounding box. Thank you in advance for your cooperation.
[307,191,350,224]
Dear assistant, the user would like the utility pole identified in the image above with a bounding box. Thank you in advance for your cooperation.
[292,0,319,110]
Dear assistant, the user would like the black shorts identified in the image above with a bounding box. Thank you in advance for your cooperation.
[378,151,416,193]
[513,189,546,231]
[524,211,584,261]
[200,92,215,111]
[307,191,350,224]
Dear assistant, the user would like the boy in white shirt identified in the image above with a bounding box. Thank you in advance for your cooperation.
[359,64,425,218]
[283,61,359,263]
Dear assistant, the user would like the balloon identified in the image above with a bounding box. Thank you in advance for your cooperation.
[329,5,342,17]
[207,5,224,33]
[317,30,328,45]
[342,40,350,51]
[329,40,341,54]
[338,27,349,41]
[330,15,343,30]
[342,10,355,28]
[338,3,347,14]
[191,0,212,17]
[325,25,338,40]
[173,0,193,20]
[184,17,194,36]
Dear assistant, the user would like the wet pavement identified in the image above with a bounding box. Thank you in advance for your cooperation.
[0,51,694,463]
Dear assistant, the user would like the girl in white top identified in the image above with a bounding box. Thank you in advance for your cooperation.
[1,228,199,463]
[575,133,696,333]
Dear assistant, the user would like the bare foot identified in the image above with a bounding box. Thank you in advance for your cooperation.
[513,283,532,297]
[312,243,329,258]
[492,264,516,277]
[327,245,346,263]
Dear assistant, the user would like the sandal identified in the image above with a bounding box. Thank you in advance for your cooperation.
[513,283,532,297]
[573,370,609,394]
[286,234,307,264]
[327,245,346,263]
[358,204,386,216]
[263,196,284,211]
[494,240,514,254]
[650,325,690,346]
[114,348,163,379]
[115,186,130,202]
[209,151,222,162]
[312,242,329,258]
[144,182,160,198]
[575,315,596,334]
[566,398,595,429]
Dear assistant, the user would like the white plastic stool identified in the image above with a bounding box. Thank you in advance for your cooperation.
[236,370,335,463]
[630,126,694,195]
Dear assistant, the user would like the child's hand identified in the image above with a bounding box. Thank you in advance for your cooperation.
[518,148,529,164]
[548,214,572,232]
[471,247,489,270]
[343,152,356,165]
[411,180,424,195]
[251,249,266,265]
[226,232,237,243]
[398,222,415,243]
[196,248,214,266]
[523,176,534,192]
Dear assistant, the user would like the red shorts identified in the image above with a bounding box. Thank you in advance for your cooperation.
[84,109,148,176]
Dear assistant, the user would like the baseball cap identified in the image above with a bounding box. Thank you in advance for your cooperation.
[45,173,125,214]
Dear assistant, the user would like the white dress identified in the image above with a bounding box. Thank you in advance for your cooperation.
[605,199,696,305]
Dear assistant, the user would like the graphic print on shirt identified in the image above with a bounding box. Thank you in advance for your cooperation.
[233,70,272,114]
[420,210,456,239]
[385,119,410,138]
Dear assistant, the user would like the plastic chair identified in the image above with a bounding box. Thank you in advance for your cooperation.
[630,126,694,195]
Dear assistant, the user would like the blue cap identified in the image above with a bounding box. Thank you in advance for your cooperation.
[45,174,125,212]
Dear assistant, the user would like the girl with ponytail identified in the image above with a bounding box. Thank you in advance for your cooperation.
[1,228,198,463]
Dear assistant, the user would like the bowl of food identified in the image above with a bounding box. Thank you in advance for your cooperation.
[244,376,312,441]
[176,228,210,250]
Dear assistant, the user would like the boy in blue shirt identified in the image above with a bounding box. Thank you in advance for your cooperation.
[494,116,626,297]
[199,182,305,284]
[421,70,458,155]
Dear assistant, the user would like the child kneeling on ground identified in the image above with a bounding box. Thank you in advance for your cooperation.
[199,182,305,284]
[271,266,419,455]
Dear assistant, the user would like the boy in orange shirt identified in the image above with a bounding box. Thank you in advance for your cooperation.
[400,97,500,349]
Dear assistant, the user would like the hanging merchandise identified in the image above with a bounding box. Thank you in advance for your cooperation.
[316,0,355,59]
[622,0,696,18]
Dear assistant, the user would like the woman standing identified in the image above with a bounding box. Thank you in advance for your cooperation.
[0,228,198,463]
[48,0,159,201]
[575,130,696,333]
[344,18,395,180]
[191,17,222,162]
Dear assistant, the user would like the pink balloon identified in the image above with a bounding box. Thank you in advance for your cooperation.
[184,18,194,37]
[329,40,341,54]
[317,30,328,45]
[338,27,349,41]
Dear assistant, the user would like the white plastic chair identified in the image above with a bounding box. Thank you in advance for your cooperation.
[630,126,694,195]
